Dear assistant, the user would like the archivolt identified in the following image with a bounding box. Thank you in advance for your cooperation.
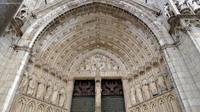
[20,1,172,75]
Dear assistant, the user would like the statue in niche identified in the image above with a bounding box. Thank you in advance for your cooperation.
[149,76,158,96]
[51,83,59,105]
[164,3,174,18]
[44,81,53,102]
[142,79,151,100]
[27,78,37,96]
[165,74,174,89]
[36,78,46,100]
[136,82,143,102]
[157,74,167,92]
[130,86,137,105]
[59,87,66,107]
[18,73,29,93]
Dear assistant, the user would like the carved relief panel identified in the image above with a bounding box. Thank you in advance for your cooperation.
[78,53,119,71]
[13,60,68,112]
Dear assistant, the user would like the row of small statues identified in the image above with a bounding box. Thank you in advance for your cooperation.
[130,74,173,105]
[164,0,200,18]
[18,74,66,108]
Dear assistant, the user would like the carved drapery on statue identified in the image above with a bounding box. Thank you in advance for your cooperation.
[101,80,123,96]
[12,62,68,112]
[73,80,95,96]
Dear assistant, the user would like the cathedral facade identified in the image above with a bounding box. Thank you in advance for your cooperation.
[0,0,200,112]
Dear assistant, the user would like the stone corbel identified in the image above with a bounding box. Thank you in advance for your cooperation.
[133,70,139,77]
[11,44,31,52]
[145,62,151,69]
[160,41,180,50]
[34,59,43,67]
[50,67,57,75]
[62,75,69,82]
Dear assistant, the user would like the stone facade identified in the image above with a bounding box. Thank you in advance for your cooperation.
[0,0,200,112]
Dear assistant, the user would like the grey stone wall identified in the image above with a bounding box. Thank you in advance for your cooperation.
[0,0,23,35]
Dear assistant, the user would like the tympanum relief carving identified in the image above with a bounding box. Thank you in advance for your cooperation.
[78,53,119,71]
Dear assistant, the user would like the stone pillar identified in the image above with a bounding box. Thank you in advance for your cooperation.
[64,79,74,112]
[95,77,101,112]
[163,47,200,112]
[122,77,131,112]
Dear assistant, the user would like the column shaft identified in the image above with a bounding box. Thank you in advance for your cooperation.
[64,80,74,112]
[122,79,131,112]
[95,79,101,112]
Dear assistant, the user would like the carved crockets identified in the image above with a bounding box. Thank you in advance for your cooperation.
[15,5,29,27]
[164,3,175,18]
[187,0,200,13]
[175,0,200,14]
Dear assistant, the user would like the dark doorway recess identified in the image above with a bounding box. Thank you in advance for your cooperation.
[71,80,95,112]
[101,80,125,112]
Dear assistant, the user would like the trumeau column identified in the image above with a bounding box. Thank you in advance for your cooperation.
[95,77,101,112]
[122,77,131,112]
[64,78,74,112]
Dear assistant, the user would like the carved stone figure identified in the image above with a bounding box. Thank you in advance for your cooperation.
[51,83,59,105]
[142,80,150,100]
[18,74,29,93]
[136,82,143,102]
[157,75,167,92]
[44,81,53,102]
[130,86,137,105]
[78,54,119,71]
[95,82,101,111]
[36,78,46,100]
[149,76,158,96]
[27,78,37,96]
[164,3,174,18]
[59,88,66,107]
